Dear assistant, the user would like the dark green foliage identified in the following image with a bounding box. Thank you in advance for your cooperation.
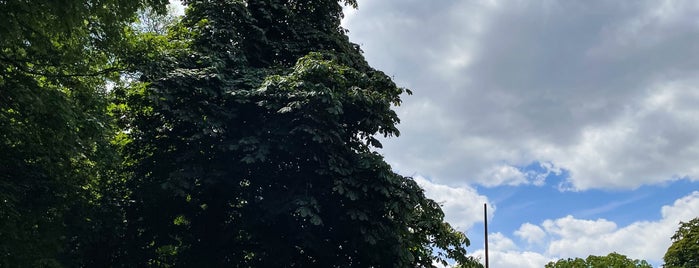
[2,0,477,267]
[664,217,699,268]
[0,0,169,77]
[455,257,485,268]
[0,0,166,266]
[546,252,652,268]
[114,0,474,267]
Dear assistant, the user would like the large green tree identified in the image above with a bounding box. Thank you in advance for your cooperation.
[0,0,166,266]
[115,0,476,267]
[546,252,652,268]
[664,217,699,268]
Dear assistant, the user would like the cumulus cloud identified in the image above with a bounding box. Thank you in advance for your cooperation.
[471,249,551,268]
[513,191,699,264]
[488,232,517,251]
[459,191,699,267]
[542,216,617,240]
[546,81,699,189]
[345,0,699,190]
[469,233,552,268]
[515,223,546,245]
[414,176,491,231]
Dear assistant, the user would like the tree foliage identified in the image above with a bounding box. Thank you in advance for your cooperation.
[113,0,475,267]
[664,217,699,268]
[2,0,478,267]
[546,252,652,268]
[0,0,166,266]
[455,258,485,268]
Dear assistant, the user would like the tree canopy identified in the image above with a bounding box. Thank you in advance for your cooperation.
[2,0,478,267]
[545,252,652,268]
[664,217,699,268]
[114,0,474,266]
[1,0,167,266]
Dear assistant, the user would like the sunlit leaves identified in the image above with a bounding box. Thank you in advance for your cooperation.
[0,0,168,266]
[664,217,699,268]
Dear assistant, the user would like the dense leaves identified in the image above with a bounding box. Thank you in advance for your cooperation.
[114,0,474,267]
[0,0,166,266]
[664,217,699,268]
[2,0,476,267]
[454,258,485,268]
[546,252,652,268]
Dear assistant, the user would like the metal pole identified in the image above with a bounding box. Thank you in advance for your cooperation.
[484,203,489,268]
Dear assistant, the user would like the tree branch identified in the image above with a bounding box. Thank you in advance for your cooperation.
[0,56,123,78]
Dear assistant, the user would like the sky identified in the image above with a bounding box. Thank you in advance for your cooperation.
[340,0,699,267]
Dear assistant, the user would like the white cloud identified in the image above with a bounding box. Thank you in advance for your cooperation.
[517,191,699,264]
[489,232,517,251]
[536,79,699,190]
[469,232,553,268]
[515,223,546,245]
[414,176,491,231]
[460,191,699,267]
[477,165,528,187]
[542,216,617,240]
[346,0,699,190]
[471,249,551,268]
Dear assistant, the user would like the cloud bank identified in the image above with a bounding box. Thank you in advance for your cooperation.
[469,191,699,267]
[345,0,699,190]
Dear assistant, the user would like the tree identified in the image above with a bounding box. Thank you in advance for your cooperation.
[0,0,167,266]
[114,0,478,267]
[546,252,652,268]
[455,257,485,268]
[664,217,699,268]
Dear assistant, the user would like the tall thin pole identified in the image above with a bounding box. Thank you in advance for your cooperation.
[484,203,489,268]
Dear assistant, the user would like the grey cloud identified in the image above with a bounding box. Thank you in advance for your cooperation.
[345,0,699,189]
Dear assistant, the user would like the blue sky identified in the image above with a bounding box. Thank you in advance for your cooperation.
[340,1,699,267]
